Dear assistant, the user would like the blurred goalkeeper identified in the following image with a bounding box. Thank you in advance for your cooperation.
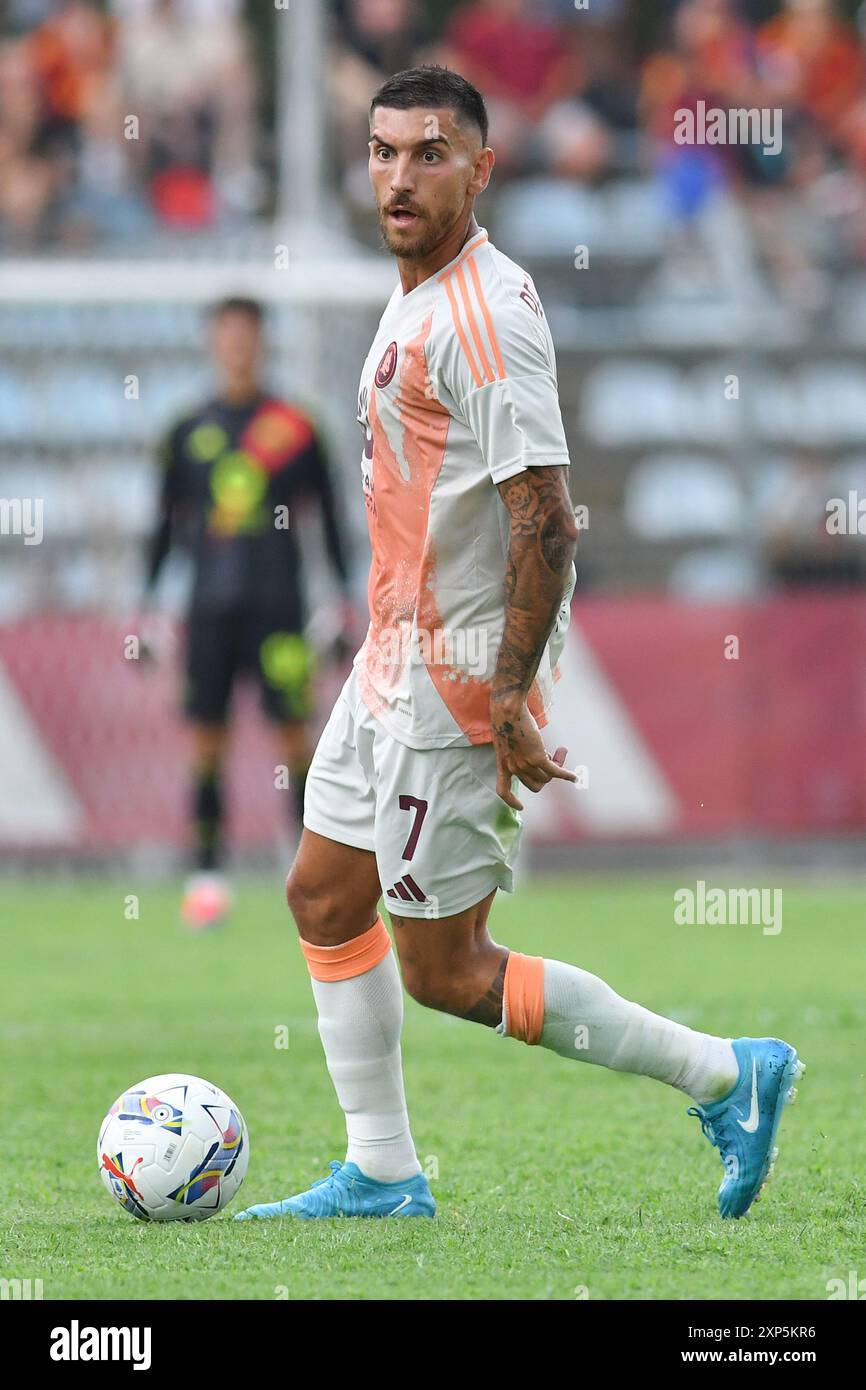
[141,297,355,929]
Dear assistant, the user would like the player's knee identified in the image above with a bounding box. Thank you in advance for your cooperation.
[285,867,322,934]
[284,866,363,943]
[401,960,464,1014]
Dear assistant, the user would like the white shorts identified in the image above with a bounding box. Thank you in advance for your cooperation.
[303,669,523,919]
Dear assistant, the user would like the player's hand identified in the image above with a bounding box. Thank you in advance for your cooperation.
[490,696,576,811]
[306,598,362,667]
[332,596,361,665]
[133,611,173,668]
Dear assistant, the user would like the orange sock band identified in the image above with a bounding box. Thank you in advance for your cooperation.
[300,914,392,982]
[503,951,545,1045]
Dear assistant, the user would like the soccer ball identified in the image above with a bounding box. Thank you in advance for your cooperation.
[97,1073,249,1222]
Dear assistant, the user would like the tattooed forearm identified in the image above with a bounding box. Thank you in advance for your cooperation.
[462,953,508,1028]
[492,465,578,711]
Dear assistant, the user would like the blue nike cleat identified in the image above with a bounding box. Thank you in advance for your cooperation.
[233,1160,436,1221]
[688,1037,805,1219]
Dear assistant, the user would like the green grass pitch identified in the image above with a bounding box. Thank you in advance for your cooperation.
[2,875,863,1300]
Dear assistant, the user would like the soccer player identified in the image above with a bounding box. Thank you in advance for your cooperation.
[236,68,802,1222]
[142,297,355,929]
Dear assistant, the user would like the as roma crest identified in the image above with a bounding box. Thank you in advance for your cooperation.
[375,341,398,388]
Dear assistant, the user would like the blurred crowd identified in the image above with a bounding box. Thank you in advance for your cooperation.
[0,0,259,246]
[330,0,618,194]
[3,0,866,276]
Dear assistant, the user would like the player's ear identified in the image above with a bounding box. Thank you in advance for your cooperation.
[470,146,494,198]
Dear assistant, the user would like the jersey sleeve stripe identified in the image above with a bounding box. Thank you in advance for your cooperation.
[443,273,484,388]
[467,255,507,382]
[455,263,496,385]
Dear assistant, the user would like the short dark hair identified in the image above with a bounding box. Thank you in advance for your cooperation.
[370,65,488,148]
[209,297,264,326]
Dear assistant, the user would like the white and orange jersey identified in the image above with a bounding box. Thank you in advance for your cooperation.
[354,226,576,749]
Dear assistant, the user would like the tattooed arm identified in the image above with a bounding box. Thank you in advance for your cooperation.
[491,464,578,809]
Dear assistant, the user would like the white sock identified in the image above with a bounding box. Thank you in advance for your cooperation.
[535,959,738,1104]
[310,948,422,1182]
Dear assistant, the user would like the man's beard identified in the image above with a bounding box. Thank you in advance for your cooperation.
[377,209,446,261]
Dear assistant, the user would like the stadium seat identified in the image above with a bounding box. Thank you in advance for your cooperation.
[494,178,605,259]
[668,547,763,599]
[624,454,744,540]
